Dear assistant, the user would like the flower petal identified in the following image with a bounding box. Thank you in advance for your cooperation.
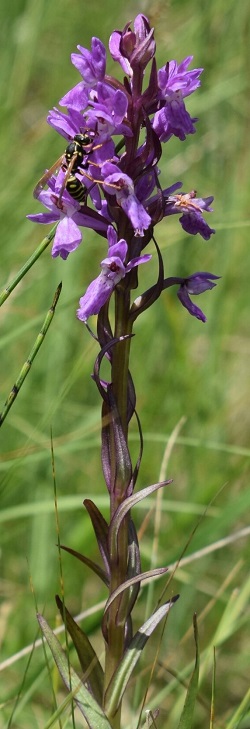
[77,274,113,321]
[52,217,82,260]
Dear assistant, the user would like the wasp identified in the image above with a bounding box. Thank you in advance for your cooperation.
[33,133,102,206]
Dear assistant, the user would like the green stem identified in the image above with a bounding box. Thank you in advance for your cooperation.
[112,286,132,437]
[103,284,133,718]
[103,65,144,726]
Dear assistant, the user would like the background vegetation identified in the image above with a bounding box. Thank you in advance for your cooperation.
[0,0,249,726]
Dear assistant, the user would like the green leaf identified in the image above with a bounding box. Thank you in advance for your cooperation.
[84,499,110,577]
[104,567,169,615]
[104,596,179,719]
[109,479,172,555]
[55,596,104,706]
[177,613,200,729]
[60,544,108,585]
[37,613,112,729]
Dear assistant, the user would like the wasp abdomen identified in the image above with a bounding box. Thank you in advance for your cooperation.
[66,174,87,203]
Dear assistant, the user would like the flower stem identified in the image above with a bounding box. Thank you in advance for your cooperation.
[103,284,133,714]
[113,285,132,437]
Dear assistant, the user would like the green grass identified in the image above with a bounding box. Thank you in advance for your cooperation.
[0,0,250,726]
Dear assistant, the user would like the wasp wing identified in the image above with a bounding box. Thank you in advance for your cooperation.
[33,154,65,199]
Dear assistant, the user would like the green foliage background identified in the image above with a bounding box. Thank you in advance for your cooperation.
[0,0,250,726]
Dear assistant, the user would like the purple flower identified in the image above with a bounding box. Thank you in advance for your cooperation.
[71,37,106,87]
[47,107,88,141]
[153,94,197,142]
[158,57,203,99]
[164,272,220,322]
[102,163,152,236]
[109,14,155,77]
[164,189,215,240]
[84,83,132,139]
[77,226,151,321]
[152,57,202,142]
[144,183,215,239]
[27,175,108,260]
[49,85,131,143]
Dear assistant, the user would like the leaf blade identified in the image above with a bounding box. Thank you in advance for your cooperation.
[56,596,104,705]
[104,596,179,718]
[104,567,169,615]
[177,613,200,729]
[60,544,108,585]
[37,613,112,729]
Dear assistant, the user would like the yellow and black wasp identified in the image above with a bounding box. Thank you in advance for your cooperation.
[33,133,103,207]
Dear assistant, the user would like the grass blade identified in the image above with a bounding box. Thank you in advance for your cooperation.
[225,687,250,729]
[0,282,62,426]
[177,613,200,729]
[0,223,58,307]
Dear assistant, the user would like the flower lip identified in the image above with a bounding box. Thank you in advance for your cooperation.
[163,272,220,322]
[77,225,151,322]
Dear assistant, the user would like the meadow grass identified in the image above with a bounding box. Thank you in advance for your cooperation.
[0,0,250,726]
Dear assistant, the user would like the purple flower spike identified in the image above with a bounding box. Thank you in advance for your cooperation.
[29,15,218,327]
[77,226,151,322]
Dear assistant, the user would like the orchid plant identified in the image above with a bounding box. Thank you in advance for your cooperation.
[28,14,218,728]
